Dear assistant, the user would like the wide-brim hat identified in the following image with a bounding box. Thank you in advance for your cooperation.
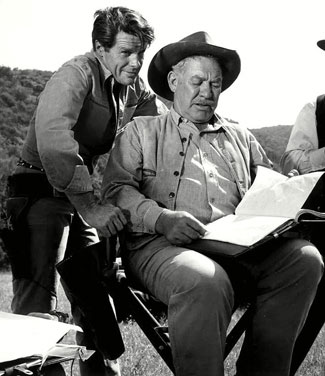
[148,31,241,101]
[317,40,325,50]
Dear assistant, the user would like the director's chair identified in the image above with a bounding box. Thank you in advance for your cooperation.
[57,224,324,376]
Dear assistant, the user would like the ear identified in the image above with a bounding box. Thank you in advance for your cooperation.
[167,70,178,94]
[95,40,104,55]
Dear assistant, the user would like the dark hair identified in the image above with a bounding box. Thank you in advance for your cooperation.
[92,6,155,50]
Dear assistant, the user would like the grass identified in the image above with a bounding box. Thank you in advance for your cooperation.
[1,270,324,375]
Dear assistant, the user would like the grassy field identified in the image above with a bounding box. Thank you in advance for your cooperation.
[1,271,324,375]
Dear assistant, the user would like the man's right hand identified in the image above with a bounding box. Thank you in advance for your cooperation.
[66,192,127,237]
[155,210,207,245]
[83,203,127,238]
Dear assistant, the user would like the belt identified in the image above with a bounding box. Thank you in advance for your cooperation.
[17,158,45,172]
[8,173,66,199]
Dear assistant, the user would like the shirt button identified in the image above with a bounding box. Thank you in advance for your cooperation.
[181,137,187,143]
[203,152,208,158]
[169,192,175,198]
[174,171,179,176]
[209,172,214,178]
[179,151,185,156]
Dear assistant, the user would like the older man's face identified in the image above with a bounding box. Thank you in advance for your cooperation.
[170,56,223,124]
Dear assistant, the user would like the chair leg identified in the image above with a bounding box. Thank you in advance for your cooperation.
[290,274,325,375]
[117,276,175,373]
[225,306,254,358]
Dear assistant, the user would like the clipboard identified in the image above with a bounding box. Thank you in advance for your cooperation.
[188,219,301,258]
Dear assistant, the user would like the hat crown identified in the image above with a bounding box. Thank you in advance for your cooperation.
[180,31,213,45]
[317,39,325,51]
[148,30,241,101]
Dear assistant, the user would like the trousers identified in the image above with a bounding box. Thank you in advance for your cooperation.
[125,236,323,376]
[9,195,114,376]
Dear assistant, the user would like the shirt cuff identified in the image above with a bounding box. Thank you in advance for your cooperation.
[143,206,166,234]
[64,165,94,194]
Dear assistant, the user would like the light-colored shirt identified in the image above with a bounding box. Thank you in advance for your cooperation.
[281,101,325,174]
[102,107,272,250]
[19,50,167,194]
[175,120,240,224]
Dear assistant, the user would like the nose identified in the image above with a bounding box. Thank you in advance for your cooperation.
[200,82,213,98]
[129,54,142,69]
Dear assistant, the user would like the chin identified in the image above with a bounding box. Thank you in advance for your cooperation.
[194,115,213,123]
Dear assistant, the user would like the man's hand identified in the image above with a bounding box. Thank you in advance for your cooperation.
[155,210,207,245]
[287,169,299,178]
[83,203,127,237]
[66,192,127,237]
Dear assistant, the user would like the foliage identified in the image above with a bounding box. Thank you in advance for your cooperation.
[0,66,53,267]
[0,65,293,268]
[251,125,292,171]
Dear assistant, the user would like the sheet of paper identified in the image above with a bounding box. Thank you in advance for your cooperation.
[204,214,291,246]
[236,166,324,218]
[202,166,324,246]
[0,311,82,363]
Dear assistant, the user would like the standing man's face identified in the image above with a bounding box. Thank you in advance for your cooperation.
[168,56,223,124]
[97,31,147,85]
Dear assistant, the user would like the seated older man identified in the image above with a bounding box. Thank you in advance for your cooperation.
[101,32,324,376]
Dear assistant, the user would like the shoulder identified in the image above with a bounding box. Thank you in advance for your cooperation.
[120,112,169,138]
[57,52,98,81]
[300,100,316,113]
[132,112,169,131]
[219,117,252,137]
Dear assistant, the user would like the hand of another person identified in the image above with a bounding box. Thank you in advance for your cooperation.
[66,192,127,237]
[83,202,127,237]
[155,210,207,245]
[287,169,299,178]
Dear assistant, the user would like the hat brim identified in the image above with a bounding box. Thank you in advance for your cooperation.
[148,41,241,101]
[317,40,325,51]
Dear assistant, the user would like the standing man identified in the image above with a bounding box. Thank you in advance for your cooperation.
[281,39,325,175]
[281,39,325,375]
[6,6,166,376]
[102,32,323,376]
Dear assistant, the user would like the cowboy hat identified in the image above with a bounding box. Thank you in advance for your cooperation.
[148,31,241,101]
[317,40,325,51]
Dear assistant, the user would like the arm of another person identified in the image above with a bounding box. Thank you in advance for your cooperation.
[35,63,126,236]
[281,102,325,174]
[101,121,206,245]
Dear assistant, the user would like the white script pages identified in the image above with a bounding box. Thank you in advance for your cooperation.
[203,166,324,246]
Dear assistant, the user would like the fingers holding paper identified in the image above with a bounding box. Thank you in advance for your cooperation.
[155,209,207,245]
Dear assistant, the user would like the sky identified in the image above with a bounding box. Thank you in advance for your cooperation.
[1,0,325,128]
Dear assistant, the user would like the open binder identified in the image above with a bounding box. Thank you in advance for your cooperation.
[189,166,325,258]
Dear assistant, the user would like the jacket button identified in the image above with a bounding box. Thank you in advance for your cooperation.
[169,192,175,198]
[181,137,187,143]
[174,171,179,176]
[179,151,185,156]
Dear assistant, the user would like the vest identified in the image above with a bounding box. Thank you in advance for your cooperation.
[316,94,325,148]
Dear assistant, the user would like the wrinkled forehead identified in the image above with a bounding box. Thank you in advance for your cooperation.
[114,31,147,50]
[180,56,223,77]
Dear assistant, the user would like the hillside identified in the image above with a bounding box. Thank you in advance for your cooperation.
[250,125,292,170]
[0,65,292,263]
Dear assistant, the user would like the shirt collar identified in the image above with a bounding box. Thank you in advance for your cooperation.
[170,106,225,133]
[88,50,117,90]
